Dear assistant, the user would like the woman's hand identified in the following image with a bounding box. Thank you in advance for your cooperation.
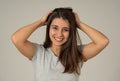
[74,12,81,28]
[40,11,52,26]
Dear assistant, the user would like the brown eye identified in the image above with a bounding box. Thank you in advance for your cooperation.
[53,26,58,30]
[51,25,58,30]
[63,27,69,32]
[64,29,69,31]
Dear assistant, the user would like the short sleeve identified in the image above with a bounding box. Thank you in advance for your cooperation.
[78,44,84,53]
[78,44,87,62]
[31,43,43,62]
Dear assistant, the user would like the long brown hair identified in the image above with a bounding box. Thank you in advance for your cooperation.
[44,7,84,74]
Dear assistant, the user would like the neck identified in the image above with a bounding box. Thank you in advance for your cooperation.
[50,45,61,57]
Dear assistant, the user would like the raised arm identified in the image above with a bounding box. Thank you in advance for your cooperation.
[74,13,109,61]
[11,11,51,60]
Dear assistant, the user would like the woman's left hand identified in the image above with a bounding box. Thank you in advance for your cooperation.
[74,12,81,28]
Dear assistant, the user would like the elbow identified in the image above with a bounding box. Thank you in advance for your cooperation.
[11,34,23,48]
[11,34,19,45]
[102,37,109,47]
[11,34,16,44]
[107,39,109,45]
[11,34,27,47]
[96,37,109,48]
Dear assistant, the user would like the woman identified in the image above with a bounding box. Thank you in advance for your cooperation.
[11,7,109,81]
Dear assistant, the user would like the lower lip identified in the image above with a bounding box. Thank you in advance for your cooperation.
[54,38,63,42]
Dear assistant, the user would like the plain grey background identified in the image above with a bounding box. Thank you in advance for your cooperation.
[1,0,120,81]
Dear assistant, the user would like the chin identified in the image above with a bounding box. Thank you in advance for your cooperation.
[53,42,65,47]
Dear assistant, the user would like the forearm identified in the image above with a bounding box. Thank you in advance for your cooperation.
[78,21,109,45]
[11,19,43,43]
[74,13,109,60]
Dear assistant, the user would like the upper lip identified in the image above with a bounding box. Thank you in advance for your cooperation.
[54,37,63,41]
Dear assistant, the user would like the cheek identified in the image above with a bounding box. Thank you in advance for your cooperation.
[65,33,69,39]
[49,30,55,35]
[49,29,55,37]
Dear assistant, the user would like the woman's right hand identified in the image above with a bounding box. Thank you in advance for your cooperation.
[40,11,52,26]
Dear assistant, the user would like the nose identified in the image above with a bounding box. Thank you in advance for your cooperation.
[57,30,63,37]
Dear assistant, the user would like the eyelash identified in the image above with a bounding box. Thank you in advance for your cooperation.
[53,27,58,30]
[52,26,69,32]
[63,29,69,31]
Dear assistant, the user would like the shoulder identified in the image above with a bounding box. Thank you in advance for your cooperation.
[32,43,46,61]
[77,44,85,52]
[34,43,44,51]
[77,44,87,62]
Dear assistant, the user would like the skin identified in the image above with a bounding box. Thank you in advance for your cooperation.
[11,11,109,61]
[74,13,109,60]
[49,18,70,56]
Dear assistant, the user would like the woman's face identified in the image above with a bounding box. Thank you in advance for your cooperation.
[49,17,70,47]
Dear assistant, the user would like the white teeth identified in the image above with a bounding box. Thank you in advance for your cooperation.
[55,37,63,41]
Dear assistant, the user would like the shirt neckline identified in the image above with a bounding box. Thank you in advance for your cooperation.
[48,47,59,59]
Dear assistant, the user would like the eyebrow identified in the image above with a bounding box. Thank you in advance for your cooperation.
[51,25,58,27]
[51,25,69,28]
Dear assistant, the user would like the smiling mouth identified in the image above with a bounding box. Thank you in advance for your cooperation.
[54,37,63,42]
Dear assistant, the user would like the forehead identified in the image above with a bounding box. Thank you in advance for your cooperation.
[51,18,70,27]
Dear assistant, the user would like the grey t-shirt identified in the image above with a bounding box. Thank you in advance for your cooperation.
[32,43,83,81]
